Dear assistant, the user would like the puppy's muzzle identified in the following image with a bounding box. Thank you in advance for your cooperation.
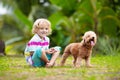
[90,37,95,46]
[91,37,94,41]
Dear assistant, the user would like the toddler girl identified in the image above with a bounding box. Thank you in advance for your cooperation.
[24,18,61,67]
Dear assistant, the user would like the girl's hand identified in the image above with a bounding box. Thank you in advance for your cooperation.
[46,48,57,54]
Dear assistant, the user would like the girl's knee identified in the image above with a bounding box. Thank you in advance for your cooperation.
[53,51,60,56]
[54,46,61,51]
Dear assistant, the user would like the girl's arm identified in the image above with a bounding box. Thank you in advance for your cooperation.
[29,51,34,56]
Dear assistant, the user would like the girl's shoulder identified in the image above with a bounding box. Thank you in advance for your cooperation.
[29,34,40,42]
[44,36,50,42]
[29,34,50,42]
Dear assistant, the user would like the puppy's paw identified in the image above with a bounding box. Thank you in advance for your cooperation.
[60,63,64,66]
[86,64,93,68]
[75,65,81,68]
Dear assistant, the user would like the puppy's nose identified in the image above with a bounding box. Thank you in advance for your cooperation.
[92,37,94,39]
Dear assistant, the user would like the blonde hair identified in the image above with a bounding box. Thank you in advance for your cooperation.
[32,18,52,35]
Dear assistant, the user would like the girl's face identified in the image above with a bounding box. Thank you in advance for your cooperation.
[37,26,49,38]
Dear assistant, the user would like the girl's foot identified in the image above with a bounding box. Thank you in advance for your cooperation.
[45,62,55,68]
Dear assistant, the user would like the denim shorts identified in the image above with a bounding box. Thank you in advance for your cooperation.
[31,46,61,67]
[32,47,52,67]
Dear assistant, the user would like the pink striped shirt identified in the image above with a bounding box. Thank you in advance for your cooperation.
[27,41,49,46]
[25,34,50,52]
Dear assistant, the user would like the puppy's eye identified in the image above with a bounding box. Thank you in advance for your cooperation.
[87,35,90,37]
[38,23,39,26]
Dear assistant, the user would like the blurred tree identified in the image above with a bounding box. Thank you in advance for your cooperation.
[49,0,119,44]
[0,0,58,54]
[0,0,33,54]
[98,0,120,37]
[0,0,120,55]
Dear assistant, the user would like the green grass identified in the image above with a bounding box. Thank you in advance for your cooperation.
[0,54,120,80]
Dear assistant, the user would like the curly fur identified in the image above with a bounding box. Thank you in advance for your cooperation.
[60,31,97,68]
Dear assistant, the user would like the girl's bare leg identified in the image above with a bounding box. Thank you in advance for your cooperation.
[41,50,49,63]
[46,51,60,67]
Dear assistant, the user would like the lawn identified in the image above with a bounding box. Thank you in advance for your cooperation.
[0,54,120,80]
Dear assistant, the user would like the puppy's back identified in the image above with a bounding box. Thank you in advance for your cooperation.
[64,43,80,55]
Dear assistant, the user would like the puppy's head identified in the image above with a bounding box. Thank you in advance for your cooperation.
[82,31,97,46]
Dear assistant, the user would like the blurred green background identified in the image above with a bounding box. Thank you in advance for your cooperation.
[0,0,120,55]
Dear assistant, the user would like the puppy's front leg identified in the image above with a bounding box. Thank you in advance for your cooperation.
[73,56,77,66]
[75,56,82,68]
[85,57,93,68]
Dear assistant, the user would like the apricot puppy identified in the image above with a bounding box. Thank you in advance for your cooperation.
[60,31,97,68]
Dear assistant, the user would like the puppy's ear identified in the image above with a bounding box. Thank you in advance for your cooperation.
[84,39,85,43]
[82,36,85,43]
[95,35,97,43]
[82,36,84,39]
